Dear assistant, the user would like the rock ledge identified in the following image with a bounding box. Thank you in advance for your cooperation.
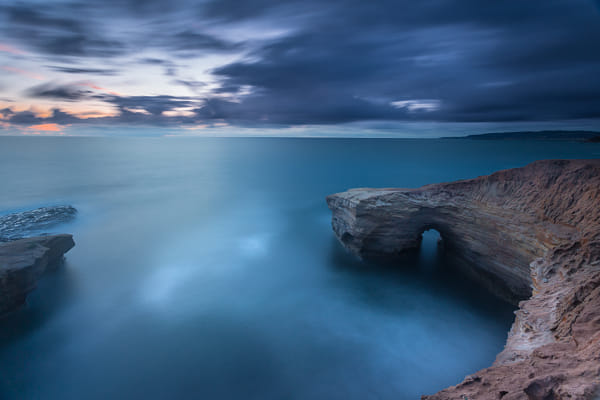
[0,234,75,316]
[327,159,600,399]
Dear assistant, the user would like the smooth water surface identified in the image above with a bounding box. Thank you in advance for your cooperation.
[1,137,598,399]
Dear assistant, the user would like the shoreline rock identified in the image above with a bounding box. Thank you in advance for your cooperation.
[0,234,75,316]
[327,159,600,399]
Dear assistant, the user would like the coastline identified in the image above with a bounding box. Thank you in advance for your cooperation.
[328,159,600,399]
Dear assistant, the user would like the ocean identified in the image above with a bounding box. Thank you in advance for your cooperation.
[1,136,598,399]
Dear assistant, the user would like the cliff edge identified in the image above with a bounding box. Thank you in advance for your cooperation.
[327,159,600,399]
[0,234,75,316]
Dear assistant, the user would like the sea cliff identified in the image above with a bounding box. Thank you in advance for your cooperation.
[327,159,600,399]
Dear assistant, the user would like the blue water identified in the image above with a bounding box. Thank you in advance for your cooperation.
[0,137,598,399]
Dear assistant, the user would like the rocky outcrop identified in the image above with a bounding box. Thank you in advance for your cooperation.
[327,159,600,399]
[0,234,75,316]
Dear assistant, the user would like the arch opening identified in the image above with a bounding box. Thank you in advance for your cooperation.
[419,228,442,267]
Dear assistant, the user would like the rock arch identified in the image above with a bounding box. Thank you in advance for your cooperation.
[327,160,600,399]
[328,186,540,303]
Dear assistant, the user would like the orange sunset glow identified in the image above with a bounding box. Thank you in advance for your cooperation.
[26,123,63,132]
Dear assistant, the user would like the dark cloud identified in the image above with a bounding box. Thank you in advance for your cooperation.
[130,30,241,59]
[136,58,179,77]
[166,30,241,52]
[173,79,206,93]
[6,4,80,31]
[201,0,300,22]
[5,108,81,125]
[0,108,15,118]
[47,66,119,75]
[108,95,197,116]
[25,83,91,101]
[1,4,126,56]
[2,0,600,129]
[206,0,600,124]
[137,58,171,65]
[0,3,238,59]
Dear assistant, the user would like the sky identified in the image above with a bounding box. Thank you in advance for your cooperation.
[1,0,600,137]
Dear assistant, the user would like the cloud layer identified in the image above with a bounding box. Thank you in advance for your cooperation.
[1,0,599,135]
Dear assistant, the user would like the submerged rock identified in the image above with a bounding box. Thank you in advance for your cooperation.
[0,234,75,316]
[0,205,77,242]
[327,159,600,399]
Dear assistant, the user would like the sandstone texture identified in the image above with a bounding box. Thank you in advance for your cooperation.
[0,234,75,316]
[327,159,600,399]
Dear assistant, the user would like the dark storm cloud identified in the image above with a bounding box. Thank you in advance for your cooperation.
[47,66,119,75]
[166,31,241,52]
[0,108,15,118]
[3,0,600,128]
[201,0,303,22]
[137,58,171,65]
[103,0,181,15]
[25,83,91,101]
[1,4,126,56]
[206,0,600,124]
[173,79,206,93]
[108,95,197,116]
[5,108,81,125]
[136,58,179,78]
[0,2,236,58]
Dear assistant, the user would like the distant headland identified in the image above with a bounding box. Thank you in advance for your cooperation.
[443,130,600,142]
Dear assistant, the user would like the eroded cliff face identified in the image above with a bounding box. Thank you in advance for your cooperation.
[327,159,600,399]
[0,234,75,316]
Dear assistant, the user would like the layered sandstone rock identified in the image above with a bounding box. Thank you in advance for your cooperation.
[0,234,75,316]
[327,159,600,399]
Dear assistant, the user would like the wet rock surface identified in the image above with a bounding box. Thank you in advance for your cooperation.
[0,234,75,316]
[327,159,600,399]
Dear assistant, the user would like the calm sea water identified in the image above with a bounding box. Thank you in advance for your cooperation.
[1,137,598,399]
